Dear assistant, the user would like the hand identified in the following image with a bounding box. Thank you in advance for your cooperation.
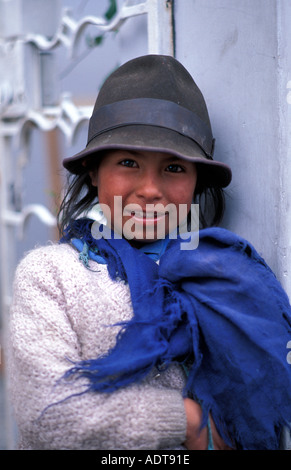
[183,398,233,450]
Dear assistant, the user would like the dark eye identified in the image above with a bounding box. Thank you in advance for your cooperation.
[166,163,184,173]
[120,159,137,168]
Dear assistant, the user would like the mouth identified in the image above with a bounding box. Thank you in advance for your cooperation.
[124,210,168,224]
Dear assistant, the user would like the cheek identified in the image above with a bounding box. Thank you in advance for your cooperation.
[168,182,196,207]
[96,168,115,203]
[95,171,114,221]
[97,174,132,230]
[167,179,197,229]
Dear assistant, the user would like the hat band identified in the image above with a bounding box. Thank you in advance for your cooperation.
[87,98,214,158]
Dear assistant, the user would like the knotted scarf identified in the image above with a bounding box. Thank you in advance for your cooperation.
[60,218,291,450]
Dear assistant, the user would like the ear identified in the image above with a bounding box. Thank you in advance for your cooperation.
[82,159,98,187]
[89,168,98,187]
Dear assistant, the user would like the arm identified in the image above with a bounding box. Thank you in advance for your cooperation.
[8,247,187,450]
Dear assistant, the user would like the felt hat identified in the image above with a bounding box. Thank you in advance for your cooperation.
[63,54,232,188]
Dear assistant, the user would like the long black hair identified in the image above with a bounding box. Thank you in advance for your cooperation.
[57,159,226,238]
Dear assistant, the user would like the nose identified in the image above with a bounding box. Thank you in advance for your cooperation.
[135,170,163,203]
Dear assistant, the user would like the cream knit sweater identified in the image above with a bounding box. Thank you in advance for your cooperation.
[8,242,187,450]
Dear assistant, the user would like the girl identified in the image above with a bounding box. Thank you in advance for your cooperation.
[8,55,291,450]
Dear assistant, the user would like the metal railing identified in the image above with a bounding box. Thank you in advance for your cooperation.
[0,0,174,449]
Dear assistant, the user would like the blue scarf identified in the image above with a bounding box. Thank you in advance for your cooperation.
[60,219,291,450]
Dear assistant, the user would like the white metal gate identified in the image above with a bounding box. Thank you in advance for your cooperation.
[0,0,174,449]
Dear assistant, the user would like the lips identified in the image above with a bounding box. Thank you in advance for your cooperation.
[124,209,168,223]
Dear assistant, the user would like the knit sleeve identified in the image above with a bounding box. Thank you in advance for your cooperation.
[7,246,187,450]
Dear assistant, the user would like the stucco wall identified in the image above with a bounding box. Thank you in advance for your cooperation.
[175,0,291,295]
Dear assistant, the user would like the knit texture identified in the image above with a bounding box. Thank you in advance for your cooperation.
[7,243,187,450]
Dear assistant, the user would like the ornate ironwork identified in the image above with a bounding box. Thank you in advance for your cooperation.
[0,0,174,449]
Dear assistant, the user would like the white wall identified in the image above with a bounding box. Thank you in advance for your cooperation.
[175,0,291,296]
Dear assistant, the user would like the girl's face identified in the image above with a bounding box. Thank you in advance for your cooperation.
[89,150,197,244]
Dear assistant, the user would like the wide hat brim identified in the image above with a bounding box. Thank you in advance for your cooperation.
[63,54,232,188]
[63,124,232,188]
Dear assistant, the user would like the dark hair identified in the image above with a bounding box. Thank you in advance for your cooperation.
[57,160,226,238]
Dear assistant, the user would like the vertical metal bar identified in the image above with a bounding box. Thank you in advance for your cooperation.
[0,128,17,449]
[147,0,174,55]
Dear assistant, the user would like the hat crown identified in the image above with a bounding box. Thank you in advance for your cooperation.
[94,55,210,127]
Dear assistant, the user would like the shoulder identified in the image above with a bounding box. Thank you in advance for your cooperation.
[13,242,109,291]
[13,242,129,303]
[15,242,79,279]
